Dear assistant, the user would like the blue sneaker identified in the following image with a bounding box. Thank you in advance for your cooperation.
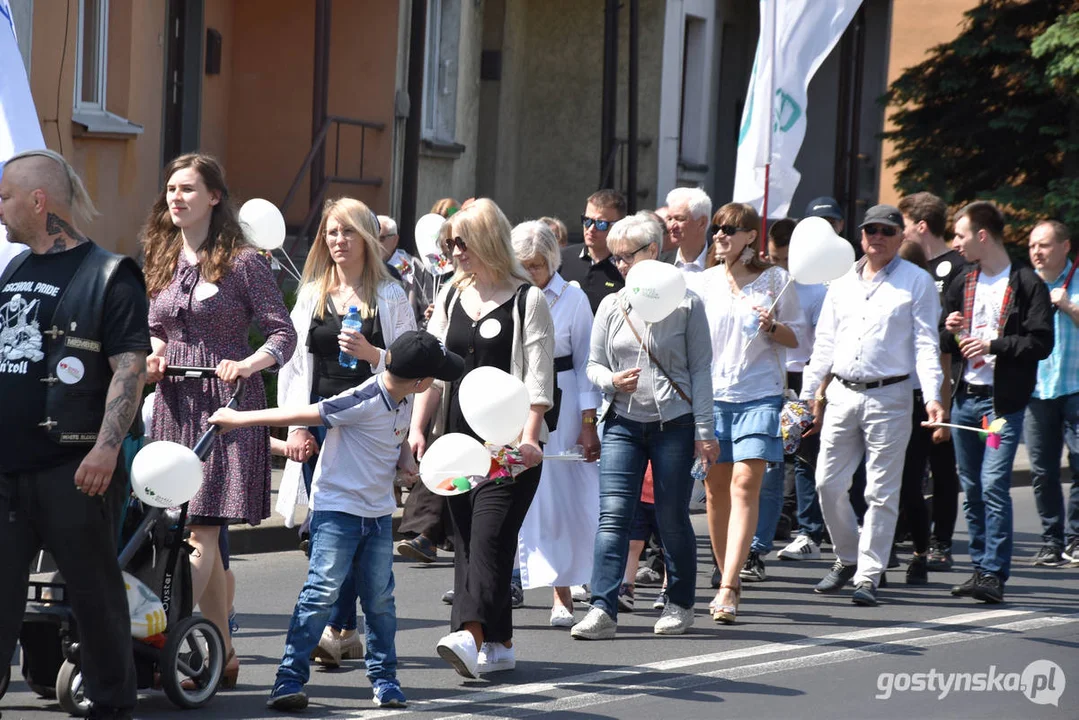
[228,609,240,635]
[372,680,408,708]
[267,679,308,711]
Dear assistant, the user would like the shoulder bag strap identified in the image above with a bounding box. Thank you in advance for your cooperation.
[618,302,692,405]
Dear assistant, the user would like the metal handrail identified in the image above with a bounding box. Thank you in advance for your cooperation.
[278,115,386,282]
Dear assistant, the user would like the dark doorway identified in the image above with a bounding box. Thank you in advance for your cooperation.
[162,0,204,166]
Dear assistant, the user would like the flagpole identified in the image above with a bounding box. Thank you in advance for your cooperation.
[760,0,777,253]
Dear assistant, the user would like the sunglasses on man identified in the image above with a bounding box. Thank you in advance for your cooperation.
[581,215,614,232]
[862,224,898,237]
[710,224,752,238]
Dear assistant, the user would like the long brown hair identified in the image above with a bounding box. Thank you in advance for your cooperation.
[141,154,248,296]
[300,197,393,320]
[706,202,772,272]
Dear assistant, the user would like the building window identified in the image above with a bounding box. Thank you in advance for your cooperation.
[75,0,108,112]
[421,0,460,143]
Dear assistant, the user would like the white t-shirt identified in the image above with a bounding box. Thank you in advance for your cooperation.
[312,374,411,518]
[963,265,1011,387]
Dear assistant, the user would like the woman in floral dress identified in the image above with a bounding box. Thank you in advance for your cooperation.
[142,153,296,684]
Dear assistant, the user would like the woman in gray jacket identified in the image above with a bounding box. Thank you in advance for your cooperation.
[571,212,718,640]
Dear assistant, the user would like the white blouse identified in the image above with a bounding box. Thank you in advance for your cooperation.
[697,264,807,403]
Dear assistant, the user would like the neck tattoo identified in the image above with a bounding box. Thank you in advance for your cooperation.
[45,212,88,254]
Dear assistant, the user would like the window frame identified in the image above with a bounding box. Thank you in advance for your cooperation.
[74,0,109,114]
[420,0,459,145]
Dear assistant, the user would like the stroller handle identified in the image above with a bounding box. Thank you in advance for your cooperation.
[162,365,219,379]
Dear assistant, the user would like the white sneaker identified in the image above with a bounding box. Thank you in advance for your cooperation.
[476,642,516,673]
[436,630,479,679]
[653,602,694,635]
[777,535,822,561]
[570,584,589,602]
[570,606,617,640]
[549,606,574,627]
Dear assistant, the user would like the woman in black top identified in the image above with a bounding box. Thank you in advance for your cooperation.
[277,197,415,665]
[409,199,555,679]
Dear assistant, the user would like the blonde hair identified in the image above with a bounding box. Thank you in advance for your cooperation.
[300,197,392,320]
[449,198,531,289]
[5,148,99,224]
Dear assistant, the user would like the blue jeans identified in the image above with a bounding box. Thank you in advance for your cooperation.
[1025,394,1079,547]
[750,462,785,554]
[277,511,397,686]
[952,392,1024,582]
[301,416,359,631]
[590,413,697,617]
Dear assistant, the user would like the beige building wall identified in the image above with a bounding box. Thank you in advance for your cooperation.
[29,0,166,257]
[879,0,977,205]
[200,0,236,163]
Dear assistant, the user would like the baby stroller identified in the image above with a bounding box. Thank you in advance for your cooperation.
[3,366,244,715]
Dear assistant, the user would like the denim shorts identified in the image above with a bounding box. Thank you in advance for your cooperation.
[713,396,784,464]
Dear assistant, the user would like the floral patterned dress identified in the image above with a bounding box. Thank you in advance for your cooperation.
[148,249,296,525]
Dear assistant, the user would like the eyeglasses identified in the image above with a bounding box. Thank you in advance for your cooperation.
[863,224,898,237]
[581,215,614,232]
[710,224,751,237]
[441,236,468,254]
[612,244,651,265]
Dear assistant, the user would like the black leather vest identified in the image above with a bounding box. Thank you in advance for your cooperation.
[0,244,144,445]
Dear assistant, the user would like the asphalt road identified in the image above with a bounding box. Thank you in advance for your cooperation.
[4,486,1077,720]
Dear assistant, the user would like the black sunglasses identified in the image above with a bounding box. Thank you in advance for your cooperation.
[441,236,468,254]
[863,224,898,237]
[581,215,613,232]
[710,224,751,237]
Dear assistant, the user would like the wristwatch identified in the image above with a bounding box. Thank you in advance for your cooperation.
[768,320,779,334]
[581,416,598,425]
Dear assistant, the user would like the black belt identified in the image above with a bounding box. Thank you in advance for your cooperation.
[834,374,910,392]
[554,355,574,373]
[959,382,993,399]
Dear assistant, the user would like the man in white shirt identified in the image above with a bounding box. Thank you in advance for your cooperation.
[661,187,711,274]
[802,204,945,606]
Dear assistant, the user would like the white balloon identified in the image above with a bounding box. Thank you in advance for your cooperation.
[239,198,287,251]
[787,217,855,285]
[419,432,492,496]
[415,213,449,274]
[130,441,203,508]
[624,259,687,323]
[458,366,530,446]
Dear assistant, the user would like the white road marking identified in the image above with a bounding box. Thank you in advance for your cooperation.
[347,606,1060,719]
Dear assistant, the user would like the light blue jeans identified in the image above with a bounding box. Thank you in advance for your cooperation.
[276,511,397,686]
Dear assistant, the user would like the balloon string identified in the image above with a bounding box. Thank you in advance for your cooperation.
[275,250,303,283]
[627,323,649,415]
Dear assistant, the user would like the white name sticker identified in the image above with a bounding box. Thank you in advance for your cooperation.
[57,356,85,385]
[479,318,503,339]
[194,283,219,302]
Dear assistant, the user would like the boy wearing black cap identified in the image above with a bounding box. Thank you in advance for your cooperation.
[210,331,465,711]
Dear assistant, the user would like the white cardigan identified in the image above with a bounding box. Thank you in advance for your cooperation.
[275,280,416,526]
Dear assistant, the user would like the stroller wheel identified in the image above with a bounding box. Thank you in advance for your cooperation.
[161,616,225,709]
[56,659,92,717]
[0,664,9,699]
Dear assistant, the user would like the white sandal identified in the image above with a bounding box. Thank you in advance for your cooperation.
[549,605,574,627]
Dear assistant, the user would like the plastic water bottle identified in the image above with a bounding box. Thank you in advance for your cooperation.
[339,306,362,370]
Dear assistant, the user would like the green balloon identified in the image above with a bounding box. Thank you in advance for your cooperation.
[451,477,471,491]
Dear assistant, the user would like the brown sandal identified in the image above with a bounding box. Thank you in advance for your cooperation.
[709,583,741,624]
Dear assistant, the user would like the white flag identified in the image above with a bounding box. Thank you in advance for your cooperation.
[733,0,862,218]
[0,0,44,263]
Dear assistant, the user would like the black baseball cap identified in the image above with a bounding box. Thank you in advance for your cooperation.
[385,331,464,381]
[804,197,844,220]
[859,204,904,229]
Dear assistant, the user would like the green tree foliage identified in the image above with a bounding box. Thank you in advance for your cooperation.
[883,0,1079,240]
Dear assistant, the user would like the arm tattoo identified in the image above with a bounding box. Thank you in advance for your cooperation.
[45,212,88,253]
[97,351,147,449]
